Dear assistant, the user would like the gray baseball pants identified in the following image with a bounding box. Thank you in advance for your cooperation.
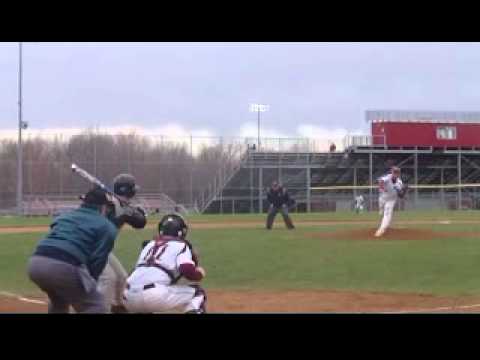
[266,205,295,229]
[97,253,128,311]
[27,255,108,313]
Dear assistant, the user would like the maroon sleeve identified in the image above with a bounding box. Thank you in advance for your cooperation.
[179,263,203,281]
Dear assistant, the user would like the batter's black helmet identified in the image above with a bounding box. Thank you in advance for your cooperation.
[158,213,188,239]
[113,173,138,198]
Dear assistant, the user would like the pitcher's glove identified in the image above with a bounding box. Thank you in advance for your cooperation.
[397,184,409,199]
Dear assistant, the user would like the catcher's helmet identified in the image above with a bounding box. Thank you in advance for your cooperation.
[113,173,138,198]
[158,213,188,239]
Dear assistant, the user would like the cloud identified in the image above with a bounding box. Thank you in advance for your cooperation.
[296,124,366,150]
[0,122,369,152]
[238,122,289,138]
[0,123,215,139]
[0,123,219,156]
[237,122,367,151]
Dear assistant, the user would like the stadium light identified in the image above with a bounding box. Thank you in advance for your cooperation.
[249,103,269,150]
[16,42,24,216]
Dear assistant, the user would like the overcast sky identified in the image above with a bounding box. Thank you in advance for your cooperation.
[1,42,480,142]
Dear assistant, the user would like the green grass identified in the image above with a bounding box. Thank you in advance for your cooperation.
[2,210,480,297]
[1,209,479,227]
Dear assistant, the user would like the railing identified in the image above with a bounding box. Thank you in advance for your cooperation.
[244,137,337,153]
[197,146,250,212]
[196,136,365,212]
[343,135,387,148]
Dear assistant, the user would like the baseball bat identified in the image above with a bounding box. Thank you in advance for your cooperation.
[71,163,129,206]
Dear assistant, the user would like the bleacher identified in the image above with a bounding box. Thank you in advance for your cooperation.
[22,196,80,216]
[202,148,480,213]
[22,193,182,217]
[136,194,179,215]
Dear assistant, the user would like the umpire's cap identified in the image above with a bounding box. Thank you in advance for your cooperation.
[82,187,110,206]
[158,213,188,239]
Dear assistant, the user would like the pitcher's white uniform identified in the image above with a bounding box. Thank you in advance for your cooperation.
[355,195,365,213]
[123,236,206,313]
[376,173,403,237]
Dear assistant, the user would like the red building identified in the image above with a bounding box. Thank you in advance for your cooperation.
[367,110,480,148]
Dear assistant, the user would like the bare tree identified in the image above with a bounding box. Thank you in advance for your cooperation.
[0,131,247,209]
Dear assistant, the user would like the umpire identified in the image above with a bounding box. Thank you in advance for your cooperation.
[266,181,295,230]
[27,187,118,313]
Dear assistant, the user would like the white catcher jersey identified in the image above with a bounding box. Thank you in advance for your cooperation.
[127,239,196,288]
[378,173,403,201]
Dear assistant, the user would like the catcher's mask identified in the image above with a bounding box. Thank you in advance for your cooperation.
[113,173,139,198]
[158,213,188,239]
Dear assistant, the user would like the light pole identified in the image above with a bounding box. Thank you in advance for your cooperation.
[16,42,23,215]
[16,43,28,215]
[249,103,269,151]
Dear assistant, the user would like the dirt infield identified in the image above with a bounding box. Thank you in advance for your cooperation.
[304,227,479,241]
[2,289,480,313]
[0,226,52,234]
[0,219,478,234]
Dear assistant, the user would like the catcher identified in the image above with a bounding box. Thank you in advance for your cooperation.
[123,214,207,314]
[375,166,408,237]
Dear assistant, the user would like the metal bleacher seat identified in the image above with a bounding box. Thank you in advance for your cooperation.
[23,197,79,216]
[136,194,178,215]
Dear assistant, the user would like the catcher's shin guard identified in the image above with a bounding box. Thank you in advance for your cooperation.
[185,309,205,314]
[188,285,207,313]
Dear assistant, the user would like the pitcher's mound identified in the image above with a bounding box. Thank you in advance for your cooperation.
[352,228,438,240]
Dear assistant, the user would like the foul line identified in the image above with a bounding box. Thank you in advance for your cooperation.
[0,291,47,306]
[2,290,480,313]
[383,303,480,314]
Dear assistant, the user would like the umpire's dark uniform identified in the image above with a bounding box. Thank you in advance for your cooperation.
[266,182,295,230]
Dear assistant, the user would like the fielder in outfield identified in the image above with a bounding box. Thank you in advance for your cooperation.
[375,166,407,237]
[354,194,365,214]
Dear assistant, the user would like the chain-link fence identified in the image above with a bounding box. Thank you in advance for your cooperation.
[0,131,341,214]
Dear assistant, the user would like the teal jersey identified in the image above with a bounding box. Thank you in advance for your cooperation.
[35,205,119,279]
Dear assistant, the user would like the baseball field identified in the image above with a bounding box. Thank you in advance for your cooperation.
[1,209,480,313]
